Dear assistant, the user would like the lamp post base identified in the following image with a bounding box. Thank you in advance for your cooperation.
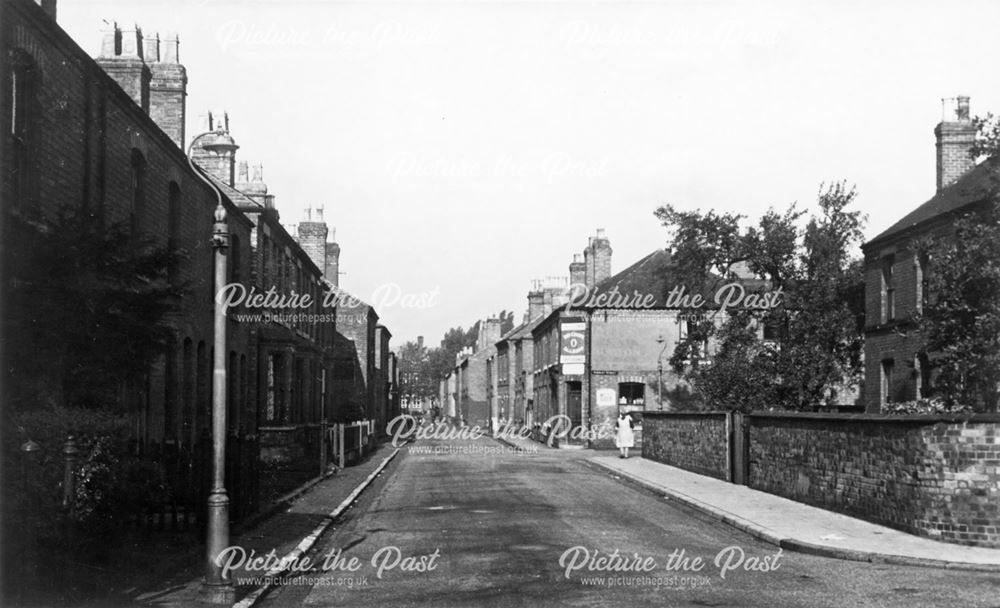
[198,580,235,606]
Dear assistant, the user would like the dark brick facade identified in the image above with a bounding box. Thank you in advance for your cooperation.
[1,0,257,449]
[458,348,491,427]
[332,298,378,423]
[0,0,374,519]
[375,324,392,434]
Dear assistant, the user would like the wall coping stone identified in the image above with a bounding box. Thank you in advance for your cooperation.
[643,411,728,419]
[646,410,1000,423]
[747,411,1000,424]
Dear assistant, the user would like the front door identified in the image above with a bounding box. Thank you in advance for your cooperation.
[566,381,582,444]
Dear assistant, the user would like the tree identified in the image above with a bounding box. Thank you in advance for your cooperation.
[2,204,184,410]
[415,309,516,395]
[653,205,746,288]
[915,202,1000,411]
[657,182,866,411]
[899,114,1000,413]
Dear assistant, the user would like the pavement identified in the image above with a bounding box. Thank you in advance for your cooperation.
[121,443,405,608]
[494,432,1000,572]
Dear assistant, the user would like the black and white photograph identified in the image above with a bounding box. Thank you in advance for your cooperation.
[2,0,999,606]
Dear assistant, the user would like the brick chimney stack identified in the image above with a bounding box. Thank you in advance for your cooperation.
[592,228,612,284]
[148,32,187,150]
[542,277,569,310]
[584,236,595,288]
[97,23,186,147]
[527,280,545,321]
[296,206,329,274]
[582,229,612,288]
[479,318,503,351]
[325,227,341,287]
[190,111,239,186]
[235,162,269,207]
[935,96,976,192]
[569,253,586,287]
[97,23,151,113]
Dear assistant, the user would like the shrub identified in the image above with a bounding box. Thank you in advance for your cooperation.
[2,404,171,543]
[882,398,973,415]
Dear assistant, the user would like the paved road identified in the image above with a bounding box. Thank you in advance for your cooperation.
[257,437,1000,608]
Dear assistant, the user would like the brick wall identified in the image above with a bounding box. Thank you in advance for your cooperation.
[642,412,728,480]
[643,410,1000,548]
[747,412,1000,548]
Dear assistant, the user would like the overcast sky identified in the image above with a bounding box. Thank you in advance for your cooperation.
[59,0,1000,346]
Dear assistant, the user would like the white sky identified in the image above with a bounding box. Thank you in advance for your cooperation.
[57,0,1000,346]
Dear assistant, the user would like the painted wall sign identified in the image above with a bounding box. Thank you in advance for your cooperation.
[596,388,617,407]
[560,320,586,365]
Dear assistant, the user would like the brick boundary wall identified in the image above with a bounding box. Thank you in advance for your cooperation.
[642,412,728,480]
[747,412,1000,548]
[642,411,1000,548]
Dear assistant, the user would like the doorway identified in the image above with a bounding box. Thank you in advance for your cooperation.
[566,381,582,445]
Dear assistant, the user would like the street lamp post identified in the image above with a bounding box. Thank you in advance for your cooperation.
[187,131,234,606]
[656,335,668,411]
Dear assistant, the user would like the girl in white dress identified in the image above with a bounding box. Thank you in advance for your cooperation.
[615,412,635,459]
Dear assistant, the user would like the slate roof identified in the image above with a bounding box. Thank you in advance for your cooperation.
[206,172,264,208]
[865,158,1000,248]
[496,314,543,348]
[584,249,768,309]
[328,285,374,311]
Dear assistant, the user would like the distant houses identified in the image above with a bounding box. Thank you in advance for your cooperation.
[442,96,999,443]
[442,229,767,446]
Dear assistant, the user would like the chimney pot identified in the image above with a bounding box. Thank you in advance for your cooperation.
[956,95,970,121]
[100,22,118,57]
[119,24,142,59]
[161,33,179,63]
[143,32,160,62]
